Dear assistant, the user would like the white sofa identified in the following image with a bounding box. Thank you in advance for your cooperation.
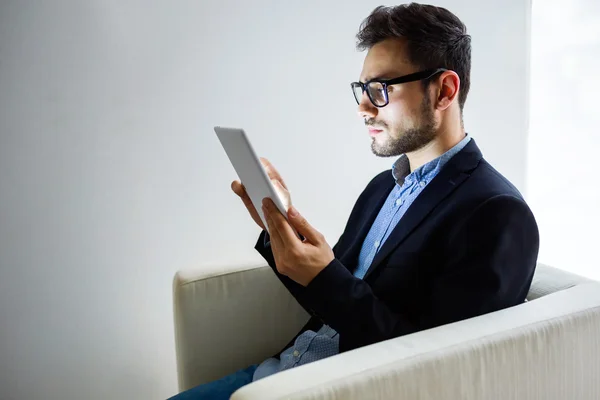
[172,263,600,399]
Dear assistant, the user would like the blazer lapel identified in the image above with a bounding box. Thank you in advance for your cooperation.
[362,139,483,280]
[338,176,395,270]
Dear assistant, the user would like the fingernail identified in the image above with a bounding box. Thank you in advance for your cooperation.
[289,206,299,217]
[262,198,268,207]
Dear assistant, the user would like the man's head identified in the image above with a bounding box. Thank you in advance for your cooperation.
[354,3,471,157]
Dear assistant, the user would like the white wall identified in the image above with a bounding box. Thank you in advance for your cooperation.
[528,0,600,279]
[0,1,531,399]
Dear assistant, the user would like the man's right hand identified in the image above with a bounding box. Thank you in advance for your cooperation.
[231,157,291,231]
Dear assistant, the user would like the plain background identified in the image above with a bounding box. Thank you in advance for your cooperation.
[0,1,531,399]
[528,0,600,280]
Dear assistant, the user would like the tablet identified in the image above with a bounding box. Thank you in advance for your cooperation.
[214,126,290,233]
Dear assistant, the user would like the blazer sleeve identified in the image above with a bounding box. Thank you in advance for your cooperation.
[254,229,345,311]
[297,194,539,348]
[252,171,384,309]
[254,230,307,300]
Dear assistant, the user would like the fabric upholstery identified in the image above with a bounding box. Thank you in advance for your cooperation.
[173,264,600,399]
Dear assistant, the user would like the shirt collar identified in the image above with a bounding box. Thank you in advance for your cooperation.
[391,134,472,186]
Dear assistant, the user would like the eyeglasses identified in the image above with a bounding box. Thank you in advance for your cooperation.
[351,68,448,108]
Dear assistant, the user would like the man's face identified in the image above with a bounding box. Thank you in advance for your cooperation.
[357,38,437,157]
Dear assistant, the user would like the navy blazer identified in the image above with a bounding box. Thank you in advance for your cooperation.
[255,139,539,356]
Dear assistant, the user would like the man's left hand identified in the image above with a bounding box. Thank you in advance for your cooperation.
[262,197,335,287]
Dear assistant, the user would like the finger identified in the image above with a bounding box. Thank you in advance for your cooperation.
[260,157,288,190]
[287,206,322,244]
[231,180,244,196]
[263,203,284,249]
[235,184,254,208]
[232,182,254,207]
[264,198,300,246]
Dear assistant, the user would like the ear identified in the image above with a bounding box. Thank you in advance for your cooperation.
[435,71,460,111]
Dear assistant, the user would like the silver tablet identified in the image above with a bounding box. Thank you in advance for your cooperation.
[215,126,290,233]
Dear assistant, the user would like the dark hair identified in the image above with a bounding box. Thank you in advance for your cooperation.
[356,3,471,111]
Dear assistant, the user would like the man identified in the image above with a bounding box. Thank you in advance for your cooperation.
[169,3,539,399]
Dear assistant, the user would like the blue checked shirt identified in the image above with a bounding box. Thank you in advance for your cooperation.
[253,135,472,381]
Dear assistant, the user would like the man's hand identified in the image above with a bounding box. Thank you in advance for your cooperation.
[262,197,335,287]
[231,158,291,230]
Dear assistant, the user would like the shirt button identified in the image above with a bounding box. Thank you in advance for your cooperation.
[420,181,426,187]
[293,350,300,357]
[374,240,380,248]
[395,198,403,207]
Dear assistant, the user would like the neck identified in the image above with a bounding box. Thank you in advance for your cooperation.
[406,117,465,171]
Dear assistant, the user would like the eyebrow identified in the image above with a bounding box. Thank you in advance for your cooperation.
[360,74,399,83]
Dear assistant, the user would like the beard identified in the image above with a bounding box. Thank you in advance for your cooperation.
[369,95,437,157]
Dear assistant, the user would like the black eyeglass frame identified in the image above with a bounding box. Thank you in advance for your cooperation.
[351,68,449,107]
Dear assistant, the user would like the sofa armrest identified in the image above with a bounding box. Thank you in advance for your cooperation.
[528,263,593,300]
[173,263,309,391]
[232,282,600,400]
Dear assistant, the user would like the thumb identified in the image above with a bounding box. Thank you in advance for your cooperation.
[287,206,322,244]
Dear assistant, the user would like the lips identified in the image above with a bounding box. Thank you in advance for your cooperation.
[368,127,383,136]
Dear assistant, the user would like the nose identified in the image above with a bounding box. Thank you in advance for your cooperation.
[357,91,377,119]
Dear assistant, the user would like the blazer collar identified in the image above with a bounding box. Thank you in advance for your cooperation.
[339,138,483,279]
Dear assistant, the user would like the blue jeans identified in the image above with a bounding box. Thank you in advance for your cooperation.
[168,365,258,400]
